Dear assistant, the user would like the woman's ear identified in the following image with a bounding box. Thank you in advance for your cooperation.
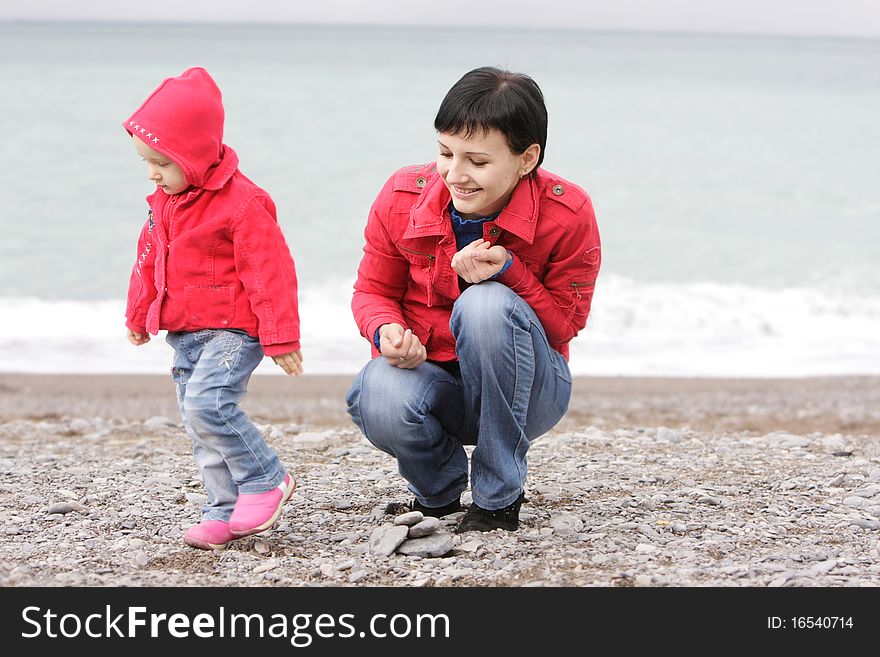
[520,143,541,177]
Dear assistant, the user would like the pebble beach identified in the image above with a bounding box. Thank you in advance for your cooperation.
[1,373,879,587]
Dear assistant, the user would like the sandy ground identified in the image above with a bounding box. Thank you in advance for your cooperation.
[0,373,878,588]
[2,373,879,434]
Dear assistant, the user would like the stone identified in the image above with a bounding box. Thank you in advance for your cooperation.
[397,533,454,558]
[408,517,441,538]
[393,511,424,526]
[47,501,88,515]
[368,525,409,557]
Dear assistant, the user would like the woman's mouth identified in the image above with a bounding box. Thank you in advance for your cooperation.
[452,185,481,198]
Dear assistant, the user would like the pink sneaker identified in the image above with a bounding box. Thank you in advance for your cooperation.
[229,473,296,537]
[184,520,236,550]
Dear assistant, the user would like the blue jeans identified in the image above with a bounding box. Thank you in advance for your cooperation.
[167,329,286,522]
[346,282,572,510]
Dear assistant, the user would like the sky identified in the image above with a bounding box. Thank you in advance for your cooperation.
[1,0,879,38]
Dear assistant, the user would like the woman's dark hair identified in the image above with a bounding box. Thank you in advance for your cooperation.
[434,66,547,168]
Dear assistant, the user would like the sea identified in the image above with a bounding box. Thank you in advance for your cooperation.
[1,21,878,377]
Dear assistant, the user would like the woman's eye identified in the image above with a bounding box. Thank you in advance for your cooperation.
[471,160,487,167]
[439,152,452,158]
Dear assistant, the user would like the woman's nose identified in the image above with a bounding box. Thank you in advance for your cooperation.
[446,158,464,182]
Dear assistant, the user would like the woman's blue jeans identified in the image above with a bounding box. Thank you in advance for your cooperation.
[167,329,287,522]
[346,282,572,511]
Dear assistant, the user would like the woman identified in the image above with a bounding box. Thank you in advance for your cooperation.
[346,67,601,533]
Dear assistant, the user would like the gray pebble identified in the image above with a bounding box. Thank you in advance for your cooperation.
[397,533,454,558]
[408,517,441,538]
[849,519,880,530]
[550,514,584,535]
[368,525,409,557]
[47,502,87,515]
[393,511,424,526]
[348,570,367,583]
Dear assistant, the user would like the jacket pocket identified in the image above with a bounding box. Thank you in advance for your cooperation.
[398,244,436,307]
[566,274,597,321]
[184,285,235,327]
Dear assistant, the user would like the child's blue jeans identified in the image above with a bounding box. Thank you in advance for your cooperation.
[346,281,572,511]
[167,329,287,522]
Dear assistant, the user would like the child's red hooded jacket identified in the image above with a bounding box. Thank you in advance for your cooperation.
[123,67,299,356]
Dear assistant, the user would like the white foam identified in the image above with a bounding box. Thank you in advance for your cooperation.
[1,274,879,377]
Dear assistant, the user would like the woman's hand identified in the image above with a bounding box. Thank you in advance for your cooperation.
[272,350,304,376]
[451,239,511,283]
[127,329,150,346]
[379,323,427,369]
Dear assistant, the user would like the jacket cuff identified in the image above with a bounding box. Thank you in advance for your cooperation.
[489,251,514,280]
[262,340,301,357]
[496,253,529,289]
[373,327,383,350]
[366,315,404,349]
[125,318,147,334]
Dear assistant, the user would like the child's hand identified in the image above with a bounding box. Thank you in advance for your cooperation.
[127,329,150,346]
[272,350,303,376]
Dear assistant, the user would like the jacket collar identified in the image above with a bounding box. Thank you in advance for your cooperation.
[200,144,239,191]
[405,171,539,244]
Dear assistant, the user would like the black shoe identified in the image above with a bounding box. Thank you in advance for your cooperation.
[412,497,462,518]
[455,492,525,533]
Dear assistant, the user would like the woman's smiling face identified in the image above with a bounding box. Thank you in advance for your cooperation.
[436,129,539,219]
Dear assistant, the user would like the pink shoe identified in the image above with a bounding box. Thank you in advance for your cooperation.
[184,520,236,550]
[229,473,296,537]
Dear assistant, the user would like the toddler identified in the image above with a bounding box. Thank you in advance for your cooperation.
[124,67,302,549]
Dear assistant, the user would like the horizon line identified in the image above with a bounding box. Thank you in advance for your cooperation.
[1,18,879,43]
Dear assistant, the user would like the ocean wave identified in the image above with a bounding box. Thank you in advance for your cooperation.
[1,275,879,376]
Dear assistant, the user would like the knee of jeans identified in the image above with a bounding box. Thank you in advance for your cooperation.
[451,282,521,342]
[181,390,217,427]
[345,377,365,431]
[352,377,432,450]
[363,387,426,432]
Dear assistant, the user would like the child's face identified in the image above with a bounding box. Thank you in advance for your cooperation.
[132,135,188,195]
[436,128,539,219]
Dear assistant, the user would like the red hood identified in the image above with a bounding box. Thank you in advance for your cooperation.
[124,67,230,189]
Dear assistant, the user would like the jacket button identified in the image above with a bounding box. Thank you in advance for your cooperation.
[415,176,426,188]
[552,184,565,196]
[488,226,500,237]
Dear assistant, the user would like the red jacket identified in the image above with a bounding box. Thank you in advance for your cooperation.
[123,68,300,356]
[352,164,600,361]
